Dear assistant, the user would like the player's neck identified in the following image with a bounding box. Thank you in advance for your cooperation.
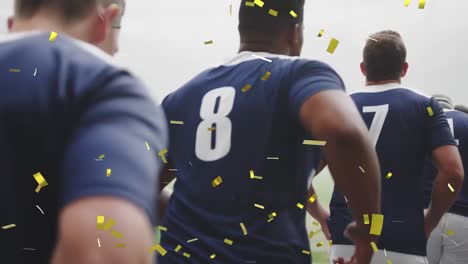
[366,80,401,86]
[239,42,291,56]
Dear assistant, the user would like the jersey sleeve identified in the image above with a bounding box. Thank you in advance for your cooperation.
[425,97,457,150]
[59,70,168,222]
[288,60,345,119]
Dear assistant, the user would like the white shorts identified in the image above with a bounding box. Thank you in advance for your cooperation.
[427,212,468,264]
[330,245,427,264]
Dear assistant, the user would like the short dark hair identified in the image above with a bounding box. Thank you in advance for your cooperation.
[15,0,124,22]
[238,0,305,35]
[363,30,407,82]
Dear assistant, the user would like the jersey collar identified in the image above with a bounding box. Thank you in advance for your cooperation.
[222,51,299,66]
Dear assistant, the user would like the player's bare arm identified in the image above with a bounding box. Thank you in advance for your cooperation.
[307,185,331,240]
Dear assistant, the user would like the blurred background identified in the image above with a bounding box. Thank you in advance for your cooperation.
[1,0,467,263]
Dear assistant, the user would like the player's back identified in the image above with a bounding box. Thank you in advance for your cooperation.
[161,51,343,263]
[329,83,454,256]
[0,32,165,263]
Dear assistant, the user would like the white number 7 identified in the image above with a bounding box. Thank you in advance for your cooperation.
[363,104,389,147]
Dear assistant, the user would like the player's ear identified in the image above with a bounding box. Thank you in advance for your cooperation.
[360,62,367,77]
[7,16,14,31]
[92,4,120,46]
[401,62,409,78]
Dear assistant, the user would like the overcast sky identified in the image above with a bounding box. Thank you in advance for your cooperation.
[1,0,467,104]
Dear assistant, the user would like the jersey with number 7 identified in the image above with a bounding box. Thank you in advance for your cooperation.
[328,83,456,256]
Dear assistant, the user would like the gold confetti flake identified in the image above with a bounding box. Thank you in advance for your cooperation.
[116,243,126,248]
[268,9,278,16]
[208,127,216,131]
[261,71,272,81]
[9,68,20,73]
[253,0,264,7]
[267,157,279,160]
[328,240,333,247]
[204,40,214,45]
[370,242,378,252]
[268,212,277,219]
[224,238,233,245]
[103,218,116,231]
[210,254,216,259]
[254,203,265,209]
[245,1,255,7]
[149,243,167,256]
[158,226,167,232]
[316,242,324,247]
[363,214,370,225]
[183,252,191,258]
[33,172,48,193]
[97,216,105,230]
[106,169,112,177]
[240,223,248,235]
[359,166,366,173]
[187,238,198,243]
[327,38,340,54]
[303,140,327,146]
[386,172,393,179]
[145,141,150,150]
[427,107,434,116]
[49,31,58,42]
[308,230,317,239]
[33,68,37,76]
[418,0,426,9]
[296,203,304,209]
[448,183,455,192]
[174,245,182,252]
[249,170,263,180]
[1,224,16,230]
[302,250,311,255]
[387,259,393,264]
[212,176,223,188]
[290,10,298,18]
[308,194,318,203]
[241,84,252,93]
[312,221,319,226]
[97,237,101,247]
[447,229,455,236]
[404,0,411,7]
[267,218,274,223]
[111,230,123,239]
[370,214,384,235]
[170,120,184,125]
[158,149,169,164]
[317,29,325,37]
[98,154,105,159]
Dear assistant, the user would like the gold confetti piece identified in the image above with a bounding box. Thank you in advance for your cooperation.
[33,68,37,76]
[267,157,279,160]
[387,259,393,264]
[33,172,48,193]
[174,245,182,252]
[49,31,58,42]
[370,214,384,235]
[210,254,216,259]
[268,212,277,218]
[1,224,16,229]
[448,183,455,192]
[103,218,116,231]
[316,242,324,247]
[97,216,105,230]
[404,0,411,7]
[268,9,278,16]
[328,240,333,247]
[204,40,214,45]
[36,205,45,214]
[224,238,233,245]
[98,154,105,159]
[363,214,370,225]
[145,141,150,150]
[116,243,126,248]
[249,170,263,180]
[303,140,327,146]
[359,166,365,173]
[317,29,325,37]
[212,176,223,188]
[158,149,168,164]
[290,10,298,18]
[240,222,248,235]
[106,168,112,177]
[267,218,274,223]
[370,242,378,252]
[169,168,178,171]
[241,84,252,93]
[187,238,198,243]
[308,230,316,239]
[302,250,311,255]
[245,1,255,7]
[386,172,393,179]
[254,203,265,209]
[327,38,340,54]
[208,127,216,131]
[9,68,20,73]
[427,107,434,116]
[254,0,264,7]
[170,120,184,125]
[111,230,123,239]
[308,194,318,203]
[261,71,272,81]
[158,226,167,231]
[447,229,455,236]
[297,203,304,209]
[312,221,319,226]
[183,252,190,258]
[149,243,167,256]
[97,237,101,247]
[418,0,426,9]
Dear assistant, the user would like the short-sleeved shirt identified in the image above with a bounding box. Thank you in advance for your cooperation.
[0,32,168,263]
[328,83,456,256]
[159,51,345,264]
[423,109,468,217]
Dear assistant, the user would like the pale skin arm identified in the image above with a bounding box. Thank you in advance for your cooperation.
[307,185,331,240]
[51,197,154,264]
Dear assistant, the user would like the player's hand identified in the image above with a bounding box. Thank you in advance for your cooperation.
[332,222,374,264]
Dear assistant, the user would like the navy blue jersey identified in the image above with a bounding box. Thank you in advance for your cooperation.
[0,32,167,263]
[423,110,468,217]
[328,83,456,256]
[159,51,345,264]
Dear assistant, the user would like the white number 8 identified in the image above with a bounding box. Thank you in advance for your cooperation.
[195,87,235,161]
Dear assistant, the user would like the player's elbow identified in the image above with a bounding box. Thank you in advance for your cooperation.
[438,160,464,188]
